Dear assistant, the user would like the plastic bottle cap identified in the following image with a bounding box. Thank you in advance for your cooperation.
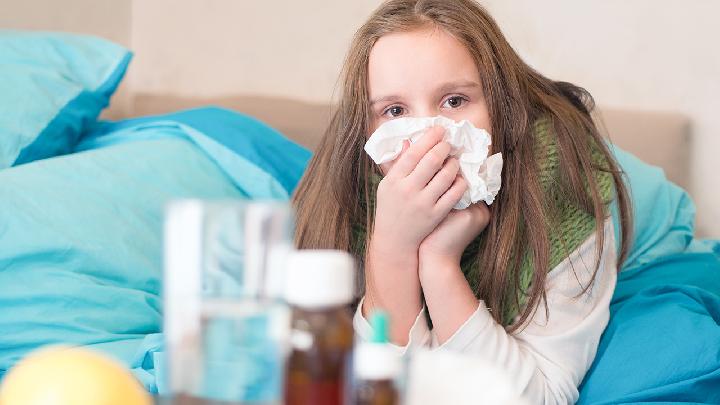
[355,343,402,381]
[355,311,402,381]
[284,250,355,309]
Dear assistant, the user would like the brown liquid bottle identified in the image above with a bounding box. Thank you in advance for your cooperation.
[283,250,355,405]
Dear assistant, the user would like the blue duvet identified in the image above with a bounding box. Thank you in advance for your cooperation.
[578,251,720,404]
[0,107,309,392]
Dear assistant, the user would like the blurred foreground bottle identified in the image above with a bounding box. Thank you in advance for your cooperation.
[164,200,294,404]
[283,250,356,405]
[353,312,401,405]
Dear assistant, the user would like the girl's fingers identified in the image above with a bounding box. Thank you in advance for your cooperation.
[423,157,460,199]
[387,126,445,179]
[409,140,452,187]
[436,175,468,212]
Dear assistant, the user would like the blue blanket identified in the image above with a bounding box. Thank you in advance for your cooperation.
[0,108,310,393]
[577,147,720,403]
[76,108,313,392]
[578,251,720,404]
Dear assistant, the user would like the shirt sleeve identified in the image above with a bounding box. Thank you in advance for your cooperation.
[354,219,616,405]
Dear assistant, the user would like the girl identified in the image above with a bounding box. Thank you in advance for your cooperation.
[292,0,632,403]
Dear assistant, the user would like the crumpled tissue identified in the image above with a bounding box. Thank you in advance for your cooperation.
[364,116,503,209]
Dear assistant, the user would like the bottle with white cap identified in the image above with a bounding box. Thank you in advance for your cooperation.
[283,250,356,405]
[353,311,401,405]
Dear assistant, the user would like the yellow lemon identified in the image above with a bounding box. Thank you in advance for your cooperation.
[0,346,152,405]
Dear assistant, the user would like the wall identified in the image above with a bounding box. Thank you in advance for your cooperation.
[480,0,720,236]
[0,0,131,46]
[129,0,382,102]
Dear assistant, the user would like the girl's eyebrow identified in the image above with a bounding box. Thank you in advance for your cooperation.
[370,80,482,106]
[370,95,401,107]
[436,80,482,94]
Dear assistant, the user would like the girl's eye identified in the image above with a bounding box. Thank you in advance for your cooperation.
[384,105,405,118]
[443,96,467,109]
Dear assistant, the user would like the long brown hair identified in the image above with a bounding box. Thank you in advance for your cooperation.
[292,0,632,332]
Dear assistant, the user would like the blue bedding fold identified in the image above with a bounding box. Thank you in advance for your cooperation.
[76,107,311,198]
[0,107,311,394]
[578,252,720,404]
[0,139,244,387]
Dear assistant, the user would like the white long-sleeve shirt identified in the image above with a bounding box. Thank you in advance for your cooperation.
[354,220,616,405]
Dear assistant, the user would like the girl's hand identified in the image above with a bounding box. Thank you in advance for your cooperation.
[417,201,490,343]
[418,200,490,274]
[372,126,465,253]
[364,125,465,345]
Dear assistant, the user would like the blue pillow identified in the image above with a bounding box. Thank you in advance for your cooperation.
[609,145,715,271]
[0,31,131,168]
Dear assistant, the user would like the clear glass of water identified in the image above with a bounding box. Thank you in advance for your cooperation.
[164,200,293,404]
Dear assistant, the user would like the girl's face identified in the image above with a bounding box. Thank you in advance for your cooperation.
[368,26,491,133]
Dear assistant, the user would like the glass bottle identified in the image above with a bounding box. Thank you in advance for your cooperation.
[164,200,293,404]
[283,250,355,405]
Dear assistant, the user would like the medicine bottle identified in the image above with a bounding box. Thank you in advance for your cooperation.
[284,250,355,405]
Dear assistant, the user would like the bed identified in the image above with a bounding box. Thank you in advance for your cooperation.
[1,31,718,404]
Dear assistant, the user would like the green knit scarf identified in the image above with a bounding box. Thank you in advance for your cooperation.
[352,119,614,326]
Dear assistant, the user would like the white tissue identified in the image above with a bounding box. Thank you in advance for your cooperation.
[364,116,503,209]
